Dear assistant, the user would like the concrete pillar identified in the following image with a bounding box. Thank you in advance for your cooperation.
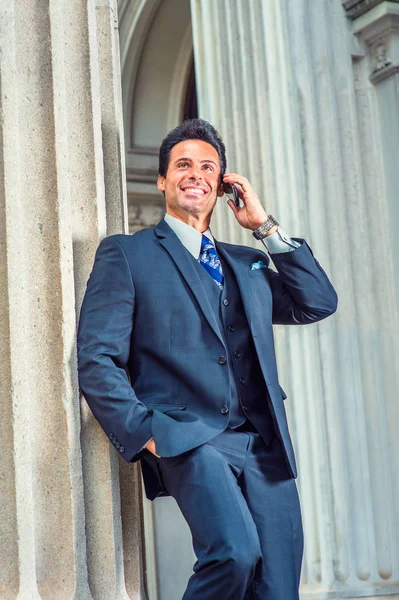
[191,0,399,598]
[0,1,143,598]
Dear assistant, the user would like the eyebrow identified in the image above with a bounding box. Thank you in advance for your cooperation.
[174,157,218,166]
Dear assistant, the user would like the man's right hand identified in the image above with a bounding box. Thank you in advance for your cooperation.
[146,438,161,458]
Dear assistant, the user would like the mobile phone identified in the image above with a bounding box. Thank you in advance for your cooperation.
[223,182,240,207]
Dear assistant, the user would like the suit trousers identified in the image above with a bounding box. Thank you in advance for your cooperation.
[146,428,304,600]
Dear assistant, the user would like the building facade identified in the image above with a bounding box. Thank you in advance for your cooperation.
[1,0,399,598]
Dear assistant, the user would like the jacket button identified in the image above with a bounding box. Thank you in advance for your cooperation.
[218,356,227,365]
[239,377,246,385]
[234,351,241,359]
[120,446,125,453]
[221,406,229,414]
[116,442,120,449]
[228,325,235,332]
[223,299,230,306]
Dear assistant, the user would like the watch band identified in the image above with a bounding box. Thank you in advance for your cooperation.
[252,215,279,240]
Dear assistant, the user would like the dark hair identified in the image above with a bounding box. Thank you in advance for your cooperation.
[158,118,226,182]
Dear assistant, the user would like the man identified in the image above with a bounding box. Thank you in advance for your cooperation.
[78,118,337,599]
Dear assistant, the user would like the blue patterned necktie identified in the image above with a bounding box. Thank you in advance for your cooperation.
[200,234,224,289]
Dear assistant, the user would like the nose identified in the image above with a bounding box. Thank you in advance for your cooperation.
[188,166,202,181]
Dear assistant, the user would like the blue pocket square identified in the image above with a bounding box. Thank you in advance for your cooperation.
[251,261,267,270]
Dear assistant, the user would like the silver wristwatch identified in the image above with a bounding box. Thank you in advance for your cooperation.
[252,215,279,240]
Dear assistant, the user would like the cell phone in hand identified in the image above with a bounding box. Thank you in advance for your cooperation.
[223,182,240,207]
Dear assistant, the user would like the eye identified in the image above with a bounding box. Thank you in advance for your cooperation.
[203,164,214,172]
[177,162,189,168]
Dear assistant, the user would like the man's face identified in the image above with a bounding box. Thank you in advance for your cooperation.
[157,140,224,220]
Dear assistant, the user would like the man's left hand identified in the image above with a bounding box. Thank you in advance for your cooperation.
[223,173,277,235]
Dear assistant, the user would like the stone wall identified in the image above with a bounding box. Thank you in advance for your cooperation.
[190,0,399,597]
[0,1,144,598]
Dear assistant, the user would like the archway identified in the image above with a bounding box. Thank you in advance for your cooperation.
[119,0,197,233]
[118,1,197,597]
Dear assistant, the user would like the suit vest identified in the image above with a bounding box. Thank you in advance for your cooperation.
[188,249,274,441]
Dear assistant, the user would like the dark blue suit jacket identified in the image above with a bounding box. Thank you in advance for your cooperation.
[77,219,337,496]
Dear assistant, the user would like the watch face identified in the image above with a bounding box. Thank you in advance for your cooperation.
[253,216,278,240]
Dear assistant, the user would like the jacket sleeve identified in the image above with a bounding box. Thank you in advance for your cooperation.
[265,239,338,325]
[77,236,152,462]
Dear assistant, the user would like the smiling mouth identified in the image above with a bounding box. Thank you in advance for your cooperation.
[181,187,207,195]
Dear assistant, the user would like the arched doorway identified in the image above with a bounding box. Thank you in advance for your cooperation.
[119,0,197,232]
[118,1,197,597]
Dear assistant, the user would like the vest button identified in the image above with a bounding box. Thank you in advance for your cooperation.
[218,356,227,365]
[239,377,246,385]
[223,299,230,306]
[234,351,241,359]
[228,325,235,332]
[221,406,229,414]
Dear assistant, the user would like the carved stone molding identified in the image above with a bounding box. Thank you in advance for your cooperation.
[343,0,399,20]
[349,2,399,82]
[370,38,399,82]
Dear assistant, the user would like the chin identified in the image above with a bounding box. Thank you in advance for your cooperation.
[183,205,204,214]
[178,200,206,214]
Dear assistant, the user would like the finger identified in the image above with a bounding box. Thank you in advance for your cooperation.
[224,172,247,180]
[227,199,240,216]
[227,180,252,198]
[233,182,245,198]
[223,173,250,189]
[224,180,245,200]
[228,182,248,205]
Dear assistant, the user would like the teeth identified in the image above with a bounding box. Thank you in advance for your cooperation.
[183,188,205,194]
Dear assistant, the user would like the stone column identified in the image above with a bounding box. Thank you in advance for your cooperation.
[191,0,399,598]
[347,0,399,315]
[0,1,143,598]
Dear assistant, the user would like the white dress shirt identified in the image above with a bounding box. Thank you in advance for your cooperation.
[164,213,299,258]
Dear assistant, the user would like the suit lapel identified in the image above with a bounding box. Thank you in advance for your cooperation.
[155,220,224,345]
[216,242,253,327]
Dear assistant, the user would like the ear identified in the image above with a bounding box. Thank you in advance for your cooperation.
[157,175,165,192]
[217,182,224,198]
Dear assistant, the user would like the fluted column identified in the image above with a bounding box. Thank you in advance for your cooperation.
[191,0,399,598]
[0,1,142,598]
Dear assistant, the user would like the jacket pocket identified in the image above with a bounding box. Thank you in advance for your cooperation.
[248,268,268,278]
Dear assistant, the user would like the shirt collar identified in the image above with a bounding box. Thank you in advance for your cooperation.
[164,213,214,259]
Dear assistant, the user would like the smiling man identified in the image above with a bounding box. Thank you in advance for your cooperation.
[160,139,221,217]
[77,118,338,599]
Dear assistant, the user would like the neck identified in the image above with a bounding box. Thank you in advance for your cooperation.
[166,209,212,233]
